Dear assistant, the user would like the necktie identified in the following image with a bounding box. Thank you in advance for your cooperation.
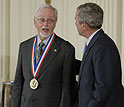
[83,43,87,55]
[35,42,45,64]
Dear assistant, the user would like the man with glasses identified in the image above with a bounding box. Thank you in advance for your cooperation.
[11,4,76,107]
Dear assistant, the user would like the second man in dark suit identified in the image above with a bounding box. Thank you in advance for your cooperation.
[74,2,124,107]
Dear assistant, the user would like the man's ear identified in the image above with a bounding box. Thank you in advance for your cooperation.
[81,22,86,29]
[81,22,85,28]
[82,22,89,30]
[81,22,86,27]
[34,18,37,27]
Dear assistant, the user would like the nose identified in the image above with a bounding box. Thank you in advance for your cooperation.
[43,20,48,26]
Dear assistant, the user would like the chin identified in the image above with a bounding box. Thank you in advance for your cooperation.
[40,32,50,38]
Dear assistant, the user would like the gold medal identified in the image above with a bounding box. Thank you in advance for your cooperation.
[30,78,38,89]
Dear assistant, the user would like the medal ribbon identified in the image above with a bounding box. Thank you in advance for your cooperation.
[31,33,55,78]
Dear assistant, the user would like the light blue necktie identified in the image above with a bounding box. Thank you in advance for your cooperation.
[83,43,87,56]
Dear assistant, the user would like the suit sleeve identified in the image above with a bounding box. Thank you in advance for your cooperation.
[60,45,75,107]
[10,44,24,107]
[88,45,120,107]
[71,58,81,105]
[73,59,81,75]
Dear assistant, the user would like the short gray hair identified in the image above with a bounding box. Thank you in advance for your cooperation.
[77,2,103,29]
[34,4,58,19]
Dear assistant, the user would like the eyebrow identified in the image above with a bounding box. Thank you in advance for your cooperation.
[37,15,55,18]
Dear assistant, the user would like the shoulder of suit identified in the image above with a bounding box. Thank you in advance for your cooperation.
[19,36,36,48]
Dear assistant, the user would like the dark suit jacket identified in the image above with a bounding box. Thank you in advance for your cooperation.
[78,29,124,107]
[10,34,75,107]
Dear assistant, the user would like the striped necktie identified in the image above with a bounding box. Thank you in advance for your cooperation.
[35,42,45,64]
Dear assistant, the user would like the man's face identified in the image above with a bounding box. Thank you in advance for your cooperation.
[75,10,83,36]
[34,8,57,38]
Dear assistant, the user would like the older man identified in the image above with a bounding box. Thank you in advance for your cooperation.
[11,4,75,107]
[74,2,124,107]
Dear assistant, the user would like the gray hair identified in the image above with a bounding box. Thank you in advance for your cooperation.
[77,2,103,29]
[34,4,58,19]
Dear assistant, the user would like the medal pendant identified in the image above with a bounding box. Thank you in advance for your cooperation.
[30,78,38,89]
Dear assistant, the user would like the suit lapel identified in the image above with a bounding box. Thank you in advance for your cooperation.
[79,29,104,84]
[26,37,36,78]
[36,35,60,78]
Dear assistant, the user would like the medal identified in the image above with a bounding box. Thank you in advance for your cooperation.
[30,78,38,89]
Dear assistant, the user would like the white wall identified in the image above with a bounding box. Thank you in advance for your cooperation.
[122,0,124,83]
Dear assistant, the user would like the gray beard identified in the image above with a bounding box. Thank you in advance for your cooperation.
[40,32,50,38]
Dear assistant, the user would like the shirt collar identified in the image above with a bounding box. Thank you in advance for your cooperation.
[87,28,101,46]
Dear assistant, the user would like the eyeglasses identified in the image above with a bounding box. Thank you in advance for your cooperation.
[35,17,56,24]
